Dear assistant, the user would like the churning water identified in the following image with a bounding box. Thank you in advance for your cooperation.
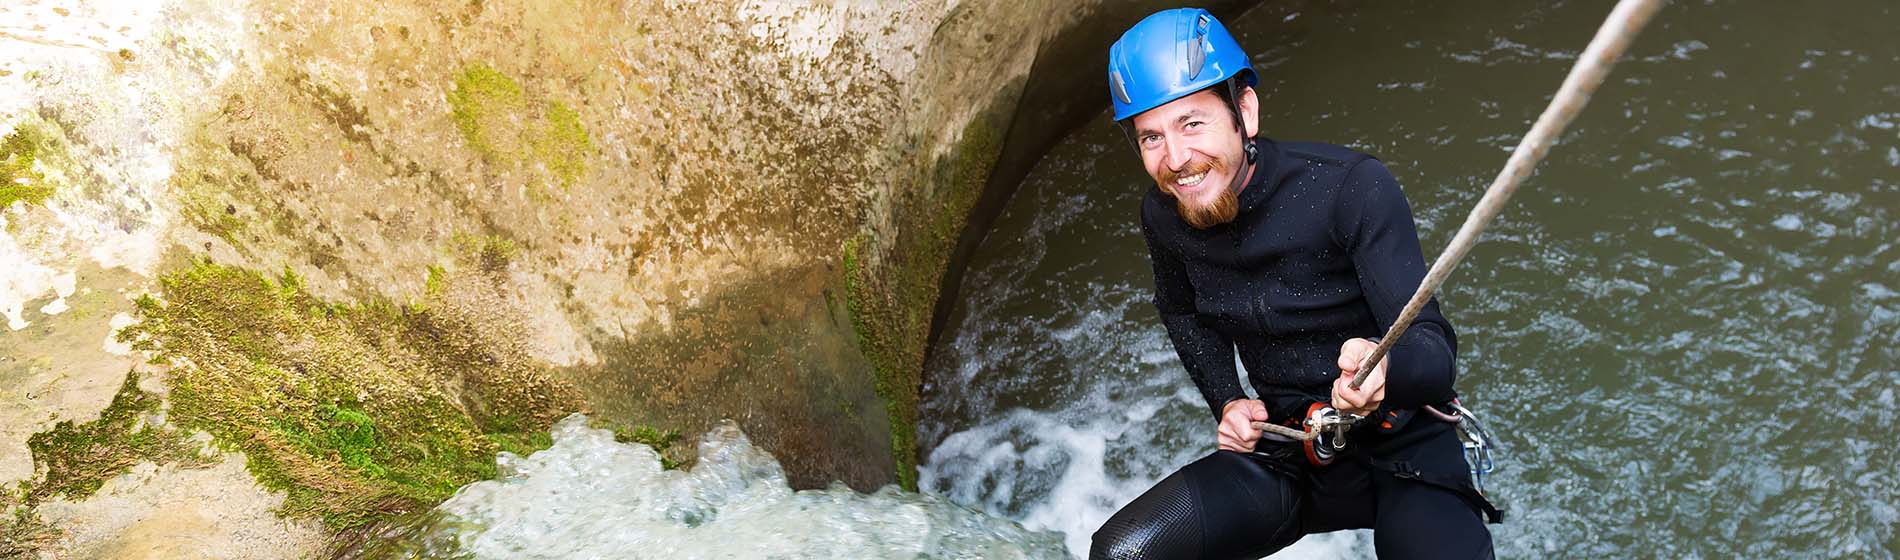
[373,414,1064,558]
[921,1,1897,558]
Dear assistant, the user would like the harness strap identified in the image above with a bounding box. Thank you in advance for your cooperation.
[1371,458,1505,524]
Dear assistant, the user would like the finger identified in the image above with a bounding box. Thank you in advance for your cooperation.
[1237,420,1259,442]
[1342,387,1368,411]
[1225,419,1255,441]
[1219,429,1247,452]
[1358,369,1385,394]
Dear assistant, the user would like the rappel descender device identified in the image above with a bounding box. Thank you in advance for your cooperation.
[1298,402,1360,467]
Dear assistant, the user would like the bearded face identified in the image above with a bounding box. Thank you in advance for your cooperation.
[1156,149,1240,229]
[1130,87,1259,230]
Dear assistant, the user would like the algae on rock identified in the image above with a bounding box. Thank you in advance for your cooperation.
[447,63,594,191]
[117,260,577,529]
[1,125,59,208]
[0,370,204,558]
[23,371,206,504]
[842,119,1005,490]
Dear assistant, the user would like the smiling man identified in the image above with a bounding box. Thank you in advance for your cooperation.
[1091,9,1499,560]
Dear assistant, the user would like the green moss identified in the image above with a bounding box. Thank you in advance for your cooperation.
[118,259,577,529]
[840,121,1003,490]
[446,64,592,191]
[24,370,207,503]
[537,100,592,189]
[448,64,527,163]
[0,504,56,558]
[3,369,205,558]
[594,420,683,470]
[423,264,447,298]
[178,189,249,249]
[484,431,553,457]
[1,125,56,208]
[451,233,518,274]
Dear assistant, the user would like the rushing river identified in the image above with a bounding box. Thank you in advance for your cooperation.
[919,1,1899,558]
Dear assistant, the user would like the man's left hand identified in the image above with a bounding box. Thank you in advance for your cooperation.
[1332,337,1388,417]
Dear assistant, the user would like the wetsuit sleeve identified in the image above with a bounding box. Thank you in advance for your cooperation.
[1334,159,1459,410]
[1142,205,1246,422]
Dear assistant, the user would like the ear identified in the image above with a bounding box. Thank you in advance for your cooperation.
[1239,86,1260,138]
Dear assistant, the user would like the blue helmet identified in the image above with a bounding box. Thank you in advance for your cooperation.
[1107,8,1256,122]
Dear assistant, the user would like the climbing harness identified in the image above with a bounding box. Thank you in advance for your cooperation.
[1252,400,1495,486]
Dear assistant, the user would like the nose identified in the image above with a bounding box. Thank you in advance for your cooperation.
[1163,135,1191,171]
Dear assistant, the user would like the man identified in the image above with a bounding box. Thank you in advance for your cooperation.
[1091,9,1500,560]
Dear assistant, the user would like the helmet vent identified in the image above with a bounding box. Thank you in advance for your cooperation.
[1186,15,1210,79]
[1111,70,1132,105]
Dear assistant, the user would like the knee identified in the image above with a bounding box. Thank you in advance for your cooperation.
[1089,488,1198,560]
[1089,520,1163,560]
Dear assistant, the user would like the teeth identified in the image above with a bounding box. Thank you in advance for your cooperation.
[1177,172,1206,187]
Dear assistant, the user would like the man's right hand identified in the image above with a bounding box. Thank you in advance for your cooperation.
[1217,398,1271,453]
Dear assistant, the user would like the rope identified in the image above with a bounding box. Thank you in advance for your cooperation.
[1349,0,1665,390]
[1252,421,1319,441]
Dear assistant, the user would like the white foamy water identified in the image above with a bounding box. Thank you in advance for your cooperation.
[388,414,1065,559]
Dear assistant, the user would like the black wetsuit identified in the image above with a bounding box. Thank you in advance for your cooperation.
[1091,138,1498,559]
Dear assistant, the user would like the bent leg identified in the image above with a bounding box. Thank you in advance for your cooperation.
[1091,451,1303,560]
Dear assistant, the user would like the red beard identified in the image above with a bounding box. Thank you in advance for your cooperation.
[1158,156,1240,229]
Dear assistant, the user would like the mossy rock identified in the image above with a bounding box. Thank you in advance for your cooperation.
[1,124,58,208]
[840,120,1005,490]
[119,259,577,529]
[24,371,207,503]
[447,64,593,191]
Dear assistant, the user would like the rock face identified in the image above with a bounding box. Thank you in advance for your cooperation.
[0,0,1254,555]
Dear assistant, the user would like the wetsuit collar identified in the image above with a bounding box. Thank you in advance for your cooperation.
[1236,137,1281,215]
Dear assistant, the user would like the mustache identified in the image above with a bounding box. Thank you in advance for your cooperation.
[1159,157,1222,187]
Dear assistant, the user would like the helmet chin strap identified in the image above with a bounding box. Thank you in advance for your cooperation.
[1225,78,1258,195]
[1228,135,1257,194]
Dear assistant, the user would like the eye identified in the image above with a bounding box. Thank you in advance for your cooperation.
[1140,134,1162,148]
[1186,120,1205,130]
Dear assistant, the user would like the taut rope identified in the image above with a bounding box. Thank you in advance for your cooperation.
[1348,0,1666,391]
[1256,420,1319,442]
